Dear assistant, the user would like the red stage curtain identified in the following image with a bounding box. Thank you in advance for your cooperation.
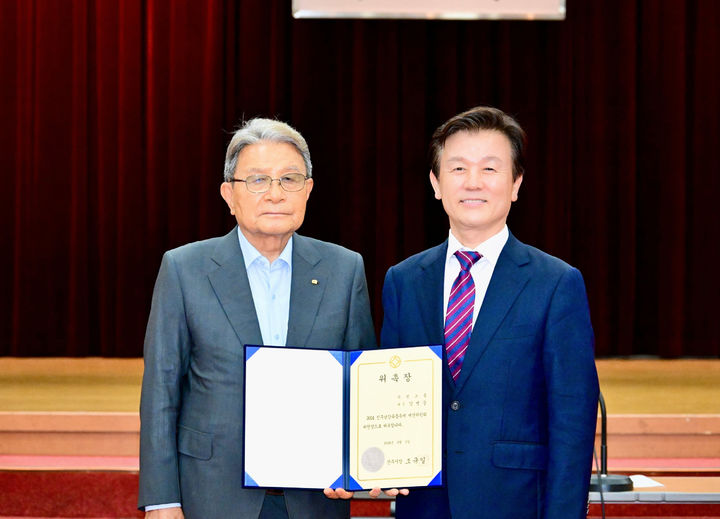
[1,0,718,357]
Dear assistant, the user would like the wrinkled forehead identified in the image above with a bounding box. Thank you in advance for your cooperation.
[235,140,307,174]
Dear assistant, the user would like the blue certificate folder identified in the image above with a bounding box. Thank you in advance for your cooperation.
[242,344,443,491]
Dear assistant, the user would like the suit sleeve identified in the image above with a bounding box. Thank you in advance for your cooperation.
[343,253,377,349]
[543,267,599,519]
[138,252,191,509]
[380,267,400,348]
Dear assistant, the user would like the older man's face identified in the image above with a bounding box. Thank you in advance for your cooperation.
[220,141,313,245]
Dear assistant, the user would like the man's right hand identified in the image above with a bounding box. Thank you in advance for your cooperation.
[145,507,184,518]
[368,487,410,498]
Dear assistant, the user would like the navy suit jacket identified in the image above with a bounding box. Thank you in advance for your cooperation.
[138,228,376,519]
[381,233,599,519]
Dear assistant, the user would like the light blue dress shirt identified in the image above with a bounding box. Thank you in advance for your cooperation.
[237,228,292,346]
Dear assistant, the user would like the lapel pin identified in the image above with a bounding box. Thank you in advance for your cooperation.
[311,279,319,285]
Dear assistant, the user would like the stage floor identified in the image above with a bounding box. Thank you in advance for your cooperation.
[0,357,718,471]
[0,358,142,412]
[1,357,718,413]
[1,357,718,517]
[596,359,720,414]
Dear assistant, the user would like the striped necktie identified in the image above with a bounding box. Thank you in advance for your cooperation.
[444,250,482,381]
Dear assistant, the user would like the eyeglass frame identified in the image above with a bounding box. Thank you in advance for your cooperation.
[228,173,310,193]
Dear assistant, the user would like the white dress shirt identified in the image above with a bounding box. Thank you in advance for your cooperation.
[443,226,509,329]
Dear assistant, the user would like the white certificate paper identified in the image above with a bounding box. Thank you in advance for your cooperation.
[244,347,344,488]
[243,345,442,490]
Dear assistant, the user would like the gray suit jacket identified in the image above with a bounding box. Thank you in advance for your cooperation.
[138,228,376,519]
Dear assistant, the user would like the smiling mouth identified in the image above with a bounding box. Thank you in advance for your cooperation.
[460,199,487,204]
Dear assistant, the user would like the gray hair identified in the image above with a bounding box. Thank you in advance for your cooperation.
[223,118,312,181]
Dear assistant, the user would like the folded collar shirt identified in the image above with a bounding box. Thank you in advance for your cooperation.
[443,225,509,329]
[237,228,293,346]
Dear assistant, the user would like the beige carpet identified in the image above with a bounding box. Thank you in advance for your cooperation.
[0,358,142,412]
[597,359,720,414]
[0,357,718,414]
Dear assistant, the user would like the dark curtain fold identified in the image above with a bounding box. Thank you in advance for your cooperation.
[1,0,718,357]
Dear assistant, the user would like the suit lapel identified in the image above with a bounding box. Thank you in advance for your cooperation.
[454,234,531,394]
[286,234,329,347]
[416,242,457,384]
[418,242,447,344]
[207,228,263,346]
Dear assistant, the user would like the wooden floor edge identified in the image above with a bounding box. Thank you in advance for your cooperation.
[0,412,139,432]
[2,411,719,434]
[598,414,720,434]
[0,411,138,416]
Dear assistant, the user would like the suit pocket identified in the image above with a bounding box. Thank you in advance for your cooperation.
[492,441,548,470]
[494,324,536,339]
[178,424,213,460]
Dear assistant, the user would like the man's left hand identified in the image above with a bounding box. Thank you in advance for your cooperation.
[323,487,410,499]
[323,488,354,499]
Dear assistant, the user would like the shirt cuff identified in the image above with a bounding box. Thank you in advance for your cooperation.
[145,503,182,511]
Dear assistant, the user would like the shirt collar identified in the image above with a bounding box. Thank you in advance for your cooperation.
[237,228,293,269]
[446,225,509,268]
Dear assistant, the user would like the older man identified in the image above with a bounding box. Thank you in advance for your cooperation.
[381,106,599,518]
[138,118,376,519]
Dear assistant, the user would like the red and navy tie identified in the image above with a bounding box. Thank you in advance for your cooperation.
[444,250,482,381]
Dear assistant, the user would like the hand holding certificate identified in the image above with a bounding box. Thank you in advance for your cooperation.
[243,345,443,491]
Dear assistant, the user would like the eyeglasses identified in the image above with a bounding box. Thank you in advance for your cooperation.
[229,173,309,193]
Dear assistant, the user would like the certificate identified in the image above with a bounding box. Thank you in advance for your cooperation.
[243,345,443,491]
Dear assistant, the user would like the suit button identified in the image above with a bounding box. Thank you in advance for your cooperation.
[450,400,460,411]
